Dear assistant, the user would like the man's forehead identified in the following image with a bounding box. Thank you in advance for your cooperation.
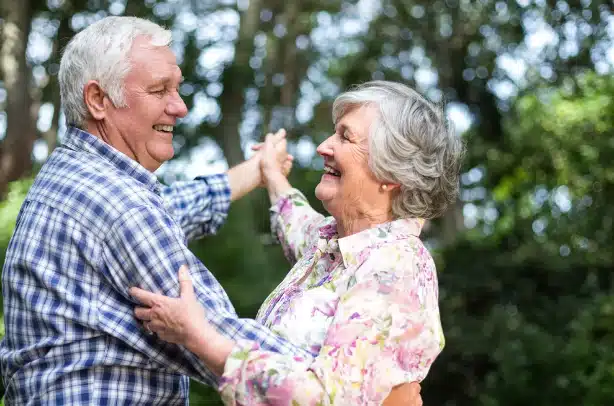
[128,42,181,78]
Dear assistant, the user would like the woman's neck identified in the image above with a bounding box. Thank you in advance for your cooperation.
[336,210,393,238]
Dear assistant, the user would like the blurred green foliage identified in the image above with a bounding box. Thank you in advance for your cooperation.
[1,0,614,403]
[2,74,614,404]
[427,72,614,405]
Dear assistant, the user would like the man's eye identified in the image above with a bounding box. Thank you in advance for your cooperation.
[153,89,167,95]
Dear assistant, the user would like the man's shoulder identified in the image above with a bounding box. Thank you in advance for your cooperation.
[27,147,162,228]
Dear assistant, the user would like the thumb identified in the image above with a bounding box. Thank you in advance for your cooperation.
[177,265,195,299]
[251,142,264,151]
[273,128,287,141]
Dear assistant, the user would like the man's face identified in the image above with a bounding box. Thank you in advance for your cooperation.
[104,36,187,172]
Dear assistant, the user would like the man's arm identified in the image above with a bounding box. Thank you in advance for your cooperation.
[227,155,262,202]
[160,130,289,241]
[160,173,231,241]
[99,204,312,385]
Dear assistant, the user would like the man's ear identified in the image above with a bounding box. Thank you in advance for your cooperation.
[83,80,107,121]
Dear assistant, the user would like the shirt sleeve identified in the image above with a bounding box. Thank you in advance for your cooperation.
[99,204,312,386]
[269,188,327,265]
[160,173,231,242]
[218,240,444,404]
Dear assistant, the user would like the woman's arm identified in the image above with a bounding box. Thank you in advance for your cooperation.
[260,132,326,264]
[217,244,444,404]
[131,241,442,405]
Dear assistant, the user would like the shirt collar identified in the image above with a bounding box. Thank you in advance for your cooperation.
[62,126,162,195]
[337,218,425,268]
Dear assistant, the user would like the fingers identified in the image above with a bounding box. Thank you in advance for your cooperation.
[129,287,159,307]
[262,129,287,144]
[271,128,286,141]
[263,133,276,150]
[275,138,287,153]
[253,129,287,153]
[282,159,293,176]
[134,306,153,321]
[147,319,164,333]
[177,265,195,300]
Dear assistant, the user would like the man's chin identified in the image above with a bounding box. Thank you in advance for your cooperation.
[144,146,174,172]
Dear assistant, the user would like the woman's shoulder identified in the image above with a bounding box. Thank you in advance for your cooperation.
[351,232,437,284]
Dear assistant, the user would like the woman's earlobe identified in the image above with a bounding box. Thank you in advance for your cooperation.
[83,80,107,121]
[381,183,400,192]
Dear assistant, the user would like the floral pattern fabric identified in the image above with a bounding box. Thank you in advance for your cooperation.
[219,189,444,405]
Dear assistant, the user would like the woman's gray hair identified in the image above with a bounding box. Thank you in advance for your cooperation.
[59,16,172,128]
[332,81,464,220]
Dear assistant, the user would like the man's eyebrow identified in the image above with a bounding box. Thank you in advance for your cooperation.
[149,77,171,87]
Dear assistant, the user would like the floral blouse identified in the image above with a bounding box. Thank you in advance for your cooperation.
[219,189,444,405]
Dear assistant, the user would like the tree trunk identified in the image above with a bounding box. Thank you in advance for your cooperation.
[278,0,299,130]
[215,0,262,165]
[43,12,73,153]
[260,34,279,132]
[0,0,35,199]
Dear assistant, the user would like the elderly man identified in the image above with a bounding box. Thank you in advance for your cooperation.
[0,16,422,405]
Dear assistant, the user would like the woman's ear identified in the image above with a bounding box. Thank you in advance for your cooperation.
[83,80,107,121]
[381,183,401,192]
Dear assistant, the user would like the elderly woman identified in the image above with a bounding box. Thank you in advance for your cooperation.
[130,80,464,404]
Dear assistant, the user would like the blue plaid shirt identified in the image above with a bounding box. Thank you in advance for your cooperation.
[0,127,311,405]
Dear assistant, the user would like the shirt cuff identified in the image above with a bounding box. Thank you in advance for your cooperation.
[194,173,231,235]
[218,340,261,402]
[269,188,309,214]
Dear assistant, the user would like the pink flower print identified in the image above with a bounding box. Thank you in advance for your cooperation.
[311,300,338,318]
[266,381,296,406]
[396,347,425,372]
[398,322,425,342]
[357,249,371,265]
[324,318,369,347]
[277,198,293,218]
[362,362,389,402]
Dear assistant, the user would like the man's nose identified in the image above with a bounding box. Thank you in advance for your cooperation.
[167,91,188,118]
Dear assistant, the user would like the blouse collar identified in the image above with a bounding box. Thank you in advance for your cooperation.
[335,218,424,269]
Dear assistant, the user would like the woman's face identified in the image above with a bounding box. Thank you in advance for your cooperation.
[315,105,387,220]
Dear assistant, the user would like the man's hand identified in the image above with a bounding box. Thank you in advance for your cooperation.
[383,382,423,406]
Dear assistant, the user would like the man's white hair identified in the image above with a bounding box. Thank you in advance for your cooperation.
[332,81,465,220]
[59,16,172,128]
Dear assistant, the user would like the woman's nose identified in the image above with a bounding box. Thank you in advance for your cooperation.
[316,136,334,156]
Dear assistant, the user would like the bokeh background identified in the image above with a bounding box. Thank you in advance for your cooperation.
[1,0,614,404]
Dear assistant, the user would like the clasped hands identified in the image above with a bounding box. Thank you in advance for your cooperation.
[252,128,295,186]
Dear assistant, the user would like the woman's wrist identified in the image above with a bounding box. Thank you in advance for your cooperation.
[264,170,292,204]
[187,323,235,376]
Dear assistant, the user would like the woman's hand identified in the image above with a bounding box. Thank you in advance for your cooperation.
[383,382,423,406]
[253,129,294,183]
[130,266,235,376]
[130,265,209,349]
